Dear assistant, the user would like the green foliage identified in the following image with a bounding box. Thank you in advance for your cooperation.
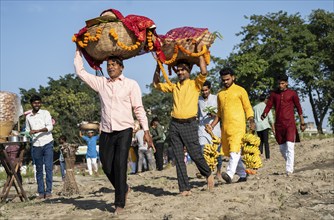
[19,74,100,144]
[203,106,217,114]
[211,9,334,133]
[142,83,173,129]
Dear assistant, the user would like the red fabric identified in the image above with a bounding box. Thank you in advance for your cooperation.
[100,8,124,19]
[74,8,162,70]
[159,26,208,41]
[263,89,303,144]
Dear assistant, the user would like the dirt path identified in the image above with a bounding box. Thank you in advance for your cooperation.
[0,137,333,219]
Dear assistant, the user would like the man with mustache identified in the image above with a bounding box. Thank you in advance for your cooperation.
[74,47,154,214]
[153,43,214,196]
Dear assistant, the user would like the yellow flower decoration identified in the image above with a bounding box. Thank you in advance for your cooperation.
[109,28,141,51]
[157,60,172,85]
[164,45,178,65]
[72,27,103,48]
[146,31,154,51]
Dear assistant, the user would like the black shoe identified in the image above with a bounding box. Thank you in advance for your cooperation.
[221,172,232,184]
[237,177,247,183]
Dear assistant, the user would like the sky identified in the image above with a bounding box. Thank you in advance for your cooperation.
[1,0,333,130]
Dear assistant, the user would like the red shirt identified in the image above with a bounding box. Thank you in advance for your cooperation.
[263,89,303,144]
[264,89,303,127]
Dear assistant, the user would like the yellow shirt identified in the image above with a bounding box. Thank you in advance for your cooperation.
[155,74,206,119]
[217,83,254,154]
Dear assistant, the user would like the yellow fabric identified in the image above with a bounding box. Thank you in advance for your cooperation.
[155,74,206,119]
[217,83,254,155]
[129,146,137,162]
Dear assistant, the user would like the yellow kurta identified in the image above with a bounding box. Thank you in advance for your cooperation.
[217,83,254,155]
[155,74,206,119]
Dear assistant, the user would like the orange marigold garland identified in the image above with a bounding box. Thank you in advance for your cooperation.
[162,44,210,66]
[164,45,179,65]
[109,28,141,51]
[146,31,154,51]
[157,60,172,85]
[72,27,103,48]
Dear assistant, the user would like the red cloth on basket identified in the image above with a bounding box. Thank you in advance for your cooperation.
[159,26,208,41]
[74,8,164,70]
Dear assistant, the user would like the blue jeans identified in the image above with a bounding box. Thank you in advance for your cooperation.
[60,160,66,180]
[32,141,54,195]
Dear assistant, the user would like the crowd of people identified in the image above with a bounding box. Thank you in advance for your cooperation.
[13,45,306,215]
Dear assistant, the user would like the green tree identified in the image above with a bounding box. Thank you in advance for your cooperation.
[20,74,101,144]
[218,10,334,133]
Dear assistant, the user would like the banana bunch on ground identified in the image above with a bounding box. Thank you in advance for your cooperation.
[204,124,223,172]
[241,133,262,170]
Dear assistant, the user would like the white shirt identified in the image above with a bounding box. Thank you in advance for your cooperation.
[135,129,148,151]
[198,94,221,145]
[25,109,54,147]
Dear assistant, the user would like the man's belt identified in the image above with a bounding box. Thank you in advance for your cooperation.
[172,117,197,124]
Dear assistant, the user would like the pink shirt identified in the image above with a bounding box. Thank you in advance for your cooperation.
[74,51,149,132]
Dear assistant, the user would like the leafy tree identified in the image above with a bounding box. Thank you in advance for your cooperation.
[19,74,101,144]
[216,10,334,133]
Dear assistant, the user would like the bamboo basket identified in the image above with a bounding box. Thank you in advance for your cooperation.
[79,123,99,131]
[81,22,145,61]
[0,121,15,143]
[160,27,216,66]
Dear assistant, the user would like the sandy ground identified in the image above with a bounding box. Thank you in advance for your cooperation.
[0,137,333,220]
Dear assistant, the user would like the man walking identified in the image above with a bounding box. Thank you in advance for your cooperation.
[253,94,275,160]
[153,43,214,196]
[208,67,255,184]
[198,80,222,182]
[74,47,153,214]
[261,74,306,176]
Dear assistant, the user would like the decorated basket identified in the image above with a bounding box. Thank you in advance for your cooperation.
[83,21,145,61]
[72,9,160,70]
[158,26,216,67]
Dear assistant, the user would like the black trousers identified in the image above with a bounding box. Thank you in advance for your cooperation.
[99,128,132,208]
[154,142,164,171]
[169,120,211,192]
[257,128,270,159]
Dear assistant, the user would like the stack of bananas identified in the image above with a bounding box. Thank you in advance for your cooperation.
[241,133,262,169]
[203,125,223,172]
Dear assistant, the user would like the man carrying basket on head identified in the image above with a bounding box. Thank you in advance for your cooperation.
[153,42,214,196]
[74,46,154,214]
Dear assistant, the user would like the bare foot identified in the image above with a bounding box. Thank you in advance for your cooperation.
[207,174,214,191]
[114,206,124,215]
[125,186,131,203]
[180,191,192,196]
[215,173,223,183]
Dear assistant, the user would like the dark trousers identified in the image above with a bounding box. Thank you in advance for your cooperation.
[257,128,270,159]
[154,142,164,171]
[99,129,132,208]
[169,120,211,192]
